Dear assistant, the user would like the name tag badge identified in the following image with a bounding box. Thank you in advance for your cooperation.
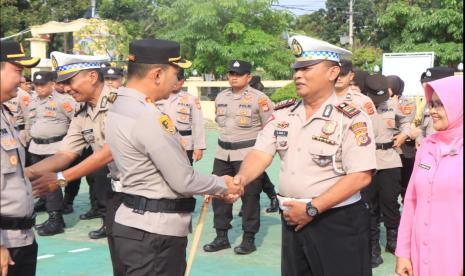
[418,163,431,170]
[274,130,288,137]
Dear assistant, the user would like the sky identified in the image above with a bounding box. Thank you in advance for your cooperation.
[273,0,326,15]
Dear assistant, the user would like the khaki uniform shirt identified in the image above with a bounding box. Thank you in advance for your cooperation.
[336,88,376,117]
[215,85,274,161]
[106,87,227,237]
[416,107,435,145]
[372,96,414,170]
[59,85,119,179]
[26,91,77,155]
[0,107,34,248]
[254,93,376,207]
[155,91,206,151]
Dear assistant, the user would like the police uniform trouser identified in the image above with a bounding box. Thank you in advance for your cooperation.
[211,158,263,233]
[105,190,125,276]
[281,201,371,276]
[400,155,415,202]
[89,166,112,217]
[361,168,401,241]
[29,153,63,212]
[113,222,187,276]
[6,240,38,276]
[261,172,276,198]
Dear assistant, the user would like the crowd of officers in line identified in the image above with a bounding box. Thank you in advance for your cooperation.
[0,35,459,276]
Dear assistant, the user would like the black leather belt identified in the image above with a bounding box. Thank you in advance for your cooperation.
[376,141,394,150]
[405,139,416,147]
[14,124,25,131]
[32,135,66,144]
[122,194,196,214]
[0,214,36,230]
[178,130,192,136]
[218,139,256,150]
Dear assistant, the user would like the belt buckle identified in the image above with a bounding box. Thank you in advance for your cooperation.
[131,197,147,215]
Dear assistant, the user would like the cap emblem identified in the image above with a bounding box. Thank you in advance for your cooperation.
[291,39,303,57]
[377,90,385,95]
[107,69,115,74]
[36,75,42,80]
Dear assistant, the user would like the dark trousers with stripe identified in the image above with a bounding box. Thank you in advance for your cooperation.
[281,201,371,276]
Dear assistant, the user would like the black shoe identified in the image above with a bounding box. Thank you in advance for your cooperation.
[371,242,383,268]
[234,232,256,255]
[34,198,46,212]
[203,230,230,252]
[62,203,74,215]
[37,212,65,236]
[266,197,279,213]
[385,229,398,254]
[88,224,107,239]
[34,218,49,230]
[79,209,102,220]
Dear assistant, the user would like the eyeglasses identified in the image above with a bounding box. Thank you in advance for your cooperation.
[428,100,444,110]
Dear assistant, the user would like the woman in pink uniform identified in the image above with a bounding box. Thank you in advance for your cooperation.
[395,75,463,276]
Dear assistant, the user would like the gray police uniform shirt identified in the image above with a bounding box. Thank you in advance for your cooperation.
[372,96,414,170]
[215,85,274,161]
[106,87,228,237]
[336,88,376,117]
[155,91,206,151]
[1,107,34,248]
[26,91,77,155]
[254,93,376,206]
[416,106,435,145]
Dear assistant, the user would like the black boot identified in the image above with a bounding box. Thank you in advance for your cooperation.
[89,219,107,239]
[371,241,383,268]
[385,228,398,254]
[79,209,102,220]
[234,232,256,255]
[34,218,49,230]
[266,196,279,213]
[203,230,231,252]
[34,198,46,212]
[62,194,74,214]
[37,212,65,236]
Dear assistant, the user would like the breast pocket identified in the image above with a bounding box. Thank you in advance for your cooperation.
[1,138,19,174]
[236,108,252,128]
[176,107,191,125]
[382,111,396,129]
[215,107,227,127]
[308,143,339,168]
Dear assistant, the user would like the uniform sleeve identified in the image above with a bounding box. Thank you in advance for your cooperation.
[191,96,206,150]
[341,114,377,174]
[253,113,277,157]
[59,115,87,155]
[396,98,415,137]
[132,112,227,197]
[257,94,274,126]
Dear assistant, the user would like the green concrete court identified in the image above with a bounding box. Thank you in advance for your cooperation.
[35,129,397,276]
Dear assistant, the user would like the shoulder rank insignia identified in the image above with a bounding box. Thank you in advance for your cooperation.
[274,98,297,111]
[108,92,118,103]
[335,102,360,118]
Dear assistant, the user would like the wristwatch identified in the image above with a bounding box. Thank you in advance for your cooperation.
[56,171,68,188]
[306,201,319,218]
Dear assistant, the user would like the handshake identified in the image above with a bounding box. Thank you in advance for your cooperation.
[207,175,247,204]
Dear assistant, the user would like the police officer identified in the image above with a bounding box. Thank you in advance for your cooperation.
[25,52,124,275]
[203,60,274,255]
[105,38,242,276]
[103,66,124,89]
[234,35,376,275]
[1,40,40,276]
[363,73,414,267]
[351,69,369,94]
[335,60,376,117]
[155,68,206,164]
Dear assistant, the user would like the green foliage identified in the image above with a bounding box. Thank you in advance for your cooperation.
[270,82,298,103]
[352,46,383,72]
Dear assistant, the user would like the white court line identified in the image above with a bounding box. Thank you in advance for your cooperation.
[68,248,91,253]
[37,254,55,260]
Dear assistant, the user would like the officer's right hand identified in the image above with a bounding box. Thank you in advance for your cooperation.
[224,175,244,197]
[31,172,59,198]
[0,245,15,276]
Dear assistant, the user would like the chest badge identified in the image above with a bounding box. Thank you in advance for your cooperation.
[312,120,338,145]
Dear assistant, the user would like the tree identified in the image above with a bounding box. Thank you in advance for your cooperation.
[153,0,295,79]
[270,82,298,103]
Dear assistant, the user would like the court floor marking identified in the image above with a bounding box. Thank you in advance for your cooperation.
[37,247,92,260]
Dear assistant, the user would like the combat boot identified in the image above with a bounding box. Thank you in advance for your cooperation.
[265,196,279,213]
[34,198,46,212]
[234,232,256,255]
[79,208,101,220]
[37,212,65,236]
[89,219,107,239]
[203,230,230,252]
[371,241,383,268]
[385,228,398,254]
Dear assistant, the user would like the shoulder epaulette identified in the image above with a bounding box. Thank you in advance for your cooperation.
[74,103,88,117]
[274,98,298,111]
[2,104,13,116]
[335,102,361,118]
[108,92,118,103]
